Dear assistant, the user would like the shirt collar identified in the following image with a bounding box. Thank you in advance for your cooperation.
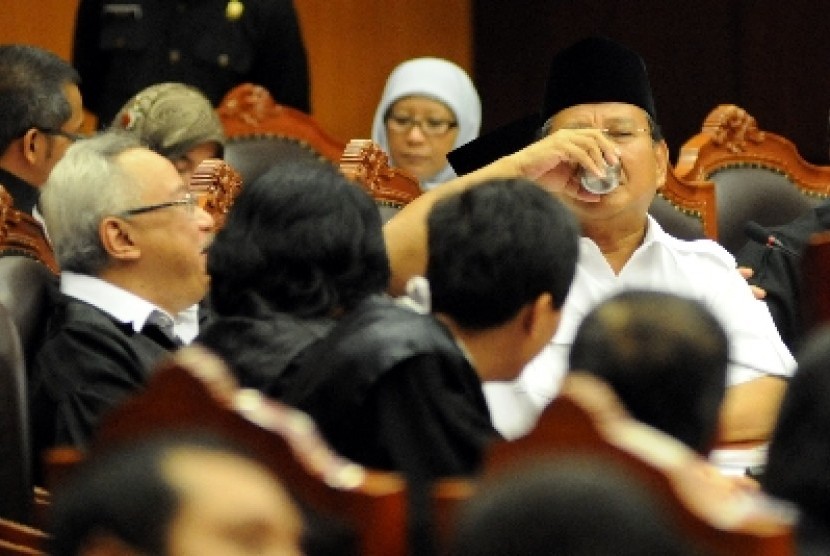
[60,271,199,342]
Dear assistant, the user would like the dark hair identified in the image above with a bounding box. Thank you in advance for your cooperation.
[426,178,579,330]
[48,433,249,556]
[208,155,390,318]
[451,457,700,556]
[763,325,830,526]
[569,290,728,454]
[0,44,80,154]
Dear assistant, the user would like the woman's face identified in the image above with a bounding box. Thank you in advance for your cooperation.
[173,141,222,185]
[384,95,459,182]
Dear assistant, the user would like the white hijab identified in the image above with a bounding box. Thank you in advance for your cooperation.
[371,58,482,190]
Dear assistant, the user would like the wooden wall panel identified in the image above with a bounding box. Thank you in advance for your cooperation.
[1,1,472,144]
[294,1,472,142]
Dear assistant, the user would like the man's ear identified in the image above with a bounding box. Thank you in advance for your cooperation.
[522,292,561,339]
[654,139,669,188]
[20,128,41,165]
[100,217,141,261]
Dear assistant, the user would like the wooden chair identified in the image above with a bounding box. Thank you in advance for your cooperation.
[675,104,830,255]
[483,374,796,556]
[339,139,422,223]
[218,83,346,185]
[0,301,33,524]
[0,519,46,556]
[189,158,243,230]
[649,163,718,241]
[87,346,409,556]
[0,187,57,276]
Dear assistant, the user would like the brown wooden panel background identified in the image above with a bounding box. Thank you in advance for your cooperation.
[0,1,472,143]
[4,1,830,165]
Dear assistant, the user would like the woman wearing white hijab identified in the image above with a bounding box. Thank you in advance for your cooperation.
[371,57,481,191]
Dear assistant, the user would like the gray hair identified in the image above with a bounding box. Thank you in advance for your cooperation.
[40,131,144,275]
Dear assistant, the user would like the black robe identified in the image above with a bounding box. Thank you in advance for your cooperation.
[28,293,180,459]
[283,295,497,481]
[735,201,830,354]
[196,312,334,398]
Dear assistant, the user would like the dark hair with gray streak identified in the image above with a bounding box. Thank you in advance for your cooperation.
[0,44,80,154]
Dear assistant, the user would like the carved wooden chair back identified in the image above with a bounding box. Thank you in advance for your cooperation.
[676,104,830,255]
[218,84,346,185]
[90,346,409,556]
[649,163,718,241]
[339,139,422,223]
[483,374,796,556]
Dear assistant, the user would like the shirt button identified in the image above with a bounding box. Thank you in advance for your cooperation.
[217,54,230,68]
[169,49,181,64]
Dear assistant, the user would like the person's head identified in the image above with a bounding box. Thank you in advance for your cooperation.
[538,36,669,224]
[208,153,390,319]
[111,82,225,184]
[371,57,481,187]
[763,325,830,526]
[40,131,214,314]
[49,433,303,556]
[0,44,84,186]
[426,178,579,380]
[569,290,728,454]
[451,457,699,556]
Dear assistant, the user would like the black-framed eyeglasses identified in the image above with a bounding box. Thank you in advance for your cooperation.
[118,192,198,218]
[34,127,87,143]
[385,114,459,137]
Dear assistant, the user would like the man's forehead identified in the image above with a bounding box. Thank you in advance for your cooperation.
[551,103,650,125]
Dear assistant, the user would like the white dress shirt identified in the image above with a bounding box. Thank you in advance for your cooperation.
[60,271,200,343]
[484,216,796,440]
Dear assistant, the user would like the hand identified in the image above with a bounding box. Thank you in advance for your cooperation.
[737,266,767,300]
[510,128,620,203]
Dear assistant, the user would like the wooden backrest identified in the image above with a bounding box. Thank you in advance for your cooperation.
[649,163,718,241]
[0,187,57,276]
[484,374,795,556]
[339,139,422,223]
[189,158,243,230]
[218,83,346,185]
[90,346,409,556]
[0,519,46,555]
[0,301,33,524]
[675,104,830,255]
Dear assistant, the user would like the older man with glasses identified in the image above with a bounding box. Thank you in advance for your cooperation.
[28,131,214,466]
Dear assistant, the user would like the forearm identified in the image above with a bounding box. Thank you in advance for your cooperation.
[383,155,522,295]
[717,376,787,443]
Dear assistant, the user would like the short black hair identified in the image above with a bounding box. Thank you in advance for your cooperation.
[48,433,249,556]
[426,178,579,330]
[451,457,700,556]
[763,325,830,527]
[0,44,80,154]
[569,290,728,454]
[208,153,390,318]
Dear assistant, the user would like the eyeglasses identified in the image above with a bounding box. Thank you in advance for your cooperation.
[118,192,198,217]
[554,125,651,144]
[386,115,458,137]
[35,127,87,142]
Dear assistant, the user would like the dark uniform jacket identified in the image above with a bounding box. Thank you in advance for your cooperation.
[196,312,334,399]
[282,295,497,481]
[28,292,181,457]
[736,200,830,354]
[73,0,311,123]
